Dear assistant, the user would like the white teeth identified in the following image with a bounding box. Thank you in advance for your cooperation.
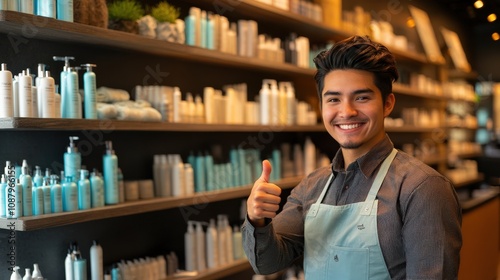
[339,123,361,130]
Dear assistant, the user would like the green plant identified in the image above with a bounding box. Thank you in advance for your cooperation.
[151,2,180,23]
[108,0,145,21]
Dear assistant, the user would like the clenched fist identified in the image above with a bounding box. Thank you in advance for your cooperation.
[247,160,282,227]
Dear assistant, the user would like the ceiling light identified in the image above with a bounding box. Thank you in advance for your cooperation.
[406,17,415,28]
[474,0,484,9]
[487,13,497,22]
[492,32,500,41]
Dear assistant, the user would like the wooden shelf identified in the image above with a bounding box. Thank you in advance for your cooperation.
[0,176,302,231]
[0,9,433,78]
[0,10,314,78]
[386,125,441,133]
[393,83,447,100]
[0,117,326,132]
[167,259,251,280]
[460,187,499,212]
[453,173,485,189]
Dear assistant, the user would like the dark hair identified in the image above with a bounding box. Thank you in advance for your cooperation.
[313,36,399,104]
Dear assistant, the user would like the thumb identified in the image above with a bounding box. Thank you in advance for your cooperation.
[259,159,272,182]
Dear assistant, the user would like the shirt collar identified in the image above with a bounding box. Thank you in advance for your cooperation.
[331,134,394,178]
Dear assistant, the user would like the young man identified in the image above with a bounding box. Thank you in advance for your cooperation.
[243,36,462,279]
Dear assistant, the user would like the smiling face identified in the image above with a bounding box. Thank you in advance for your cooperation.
[322,69,395,163]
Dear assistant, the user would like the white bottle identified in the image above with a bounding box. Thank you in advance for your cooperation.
[184,221,197,271]
[259,80,270,125]
[32,264,42,279]
[217,215,227,265]
[304,137,316,175]
[184,163,194,196]
[0,63,13,118]
[269,80,279,125]
[90,240,104,280]
[206,219,219,268]
[35,63,46,117]
[195,222,206,271]
[40,70,56,118]
[10,266,22,280]
[170,155,184,197]
[22,268,31,280]
[65,248,75,280]
[0,175,6,217]
[203,87,214,124]
[232,225,243,260]
[13,76,19,117]
[172,87,181,123]
[224,216,234,263]
[18,70,33,117]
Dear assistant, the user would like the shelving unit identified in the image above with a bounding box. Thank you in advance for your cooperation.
[0,1,488,279]
[0,176,301,231]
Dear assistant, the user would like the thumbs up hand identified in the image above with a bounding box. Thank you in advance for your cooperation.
[247,160,282,227]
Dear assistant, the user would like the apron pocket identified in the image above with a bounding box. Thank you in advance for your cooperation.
[326,246,369,280]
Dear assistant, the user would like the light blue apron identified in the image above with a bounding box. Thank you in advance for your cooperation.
[304,149,397,279]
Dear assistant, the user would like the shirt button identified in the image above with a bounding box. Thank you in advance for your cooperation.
[344,185,349,190]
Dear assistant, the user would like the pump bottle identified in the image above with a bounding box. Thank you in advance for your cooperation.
[64,136,81,181]
[53,56,75,118]
[0,63,13,117]
[103,141,119,205]
[81,64,97,119]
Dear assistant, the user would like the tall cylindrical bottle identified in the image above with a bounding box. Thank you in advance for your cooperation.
[0,63,13,117]
[50,175,63,213]
[40,70,56,118]
[64,136,81,181]
[82,64,97,119]
[103,141,119,205]
[19,160,32,217]
[90,240,103,280]
[18,70,33,117]
[78,169,91,210]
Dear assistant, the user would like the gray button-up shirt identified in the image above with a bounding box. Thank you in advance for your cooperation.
[243,135,462,279]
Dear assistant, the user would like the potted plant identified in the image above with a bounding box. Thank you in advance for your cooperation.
[151,1,184,43]
[107,0,144,34]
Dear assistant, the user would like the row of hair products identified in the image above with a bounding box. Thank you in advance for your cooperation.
[0,60,97,119]
[0,138,119,218]
[135,80,317,126]
[9,263,43,280]
[0,0,73,22]
[152,138,326,198]
[183,7,312,68]
[184,215,245,273]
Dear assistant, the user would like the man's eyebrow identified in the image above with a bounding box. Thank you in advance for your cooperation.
[322,88,375,97]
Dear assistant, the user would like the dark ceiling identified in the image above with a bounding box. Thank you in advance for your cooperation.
[436,0,500,27]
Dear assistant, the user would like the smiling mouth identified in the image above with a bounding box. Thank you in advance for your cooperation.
[337,123,362,130]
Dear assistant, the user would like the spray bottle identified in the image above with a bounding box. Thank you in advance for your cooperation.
[81,64,97,119]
